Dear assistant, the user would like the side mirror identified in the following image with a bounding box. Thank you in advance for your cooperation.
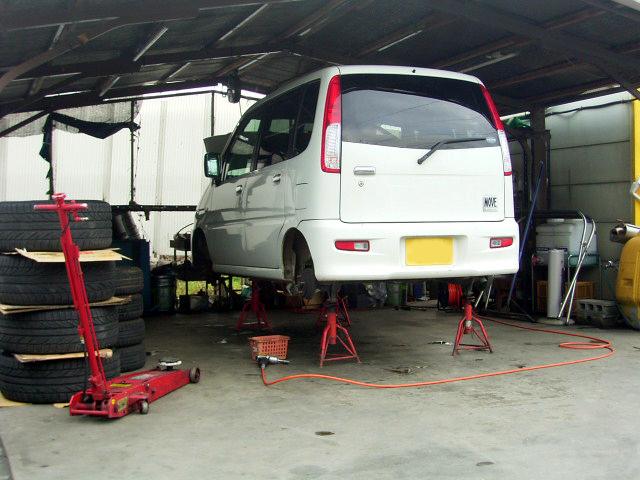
[204,152,221,183]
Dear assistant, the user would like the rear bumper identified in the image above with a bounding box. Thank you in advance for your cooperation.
[297,219,519,282]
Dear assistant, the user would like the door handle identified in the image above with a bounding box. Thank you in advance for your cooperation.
[354,166,376,175]
[272,174,281,183]
[235,185,243,194]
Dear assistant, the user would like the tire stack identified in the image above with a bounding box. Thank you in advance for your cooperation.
[114,266,147,373]
[0,200,120,404]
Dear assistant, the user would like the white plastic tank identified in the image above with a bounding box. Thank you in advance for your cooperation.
[535,218,597,266]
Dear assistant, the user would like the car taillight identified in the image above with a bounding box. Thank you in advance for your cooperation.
[481,84,512,177]
[490,237,513,249]
[335,240,369,252]
[321,75,341,173]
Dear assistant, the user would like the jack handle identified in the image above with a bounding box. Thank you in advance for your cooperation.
[34,193,89,222]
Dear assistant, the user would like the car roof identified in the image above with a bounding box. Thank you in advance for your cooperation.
[245,64,483,115]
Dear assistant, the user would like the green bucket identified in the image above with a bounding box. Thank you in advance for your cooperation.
[152,274,176,313]
[387,281,406,307]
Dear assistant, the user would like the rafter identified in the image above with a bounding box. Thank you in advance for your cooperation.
[0,1,303,31]
[8,44,287,80]
[431,7,605,69]
[522,77,637,105]
[0,73,85,117]
[490,39,640,90]
[428,0,640,100]
[580,0,640,22]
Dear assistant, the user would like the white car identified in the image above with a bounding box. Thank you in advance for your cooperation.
[193,65,519,289]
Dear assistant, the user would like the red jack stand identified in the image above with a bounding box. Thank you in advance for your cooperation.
[36,194,199,419]
[452,304,493,355]
[236,280,271,331]
[319,303,360,367]
[316,295,351,328]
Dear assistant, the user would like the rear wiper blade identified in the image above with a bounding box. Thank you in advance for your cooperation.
[417,137,489,165]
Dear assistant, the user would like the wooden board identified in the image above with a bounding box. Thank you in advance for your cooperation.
[0,295,131,315]
[14,348,112,363]
[14,248,129,263]
[0,393,28,408]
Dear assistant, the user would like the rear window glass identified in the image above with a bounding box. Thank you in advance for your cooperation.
[341,74,497,149]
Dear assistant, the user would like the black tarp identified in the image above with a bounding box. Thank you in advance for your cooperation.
[39,112,139,195]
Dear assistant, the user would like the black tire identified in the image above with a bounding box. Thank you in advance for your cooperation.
[0,200,112,252]
[0,255,115,306]
[118,343,146,372]
[0,307,118,354]
[114,266,143,295]
[115,318,145,347]
[116,294,143,321]
[0,351,120,404]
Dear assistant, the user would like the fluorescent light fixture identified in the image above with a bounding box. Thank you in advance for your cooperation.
[460,52,518,73]
[217,4,269,42]
[238,53,270,71]
[581,84,619,95]
[377,30,423,52]
[44,90,88,98]
[164,62,192,81]
[133,26,168,62]
[98,75,121,96]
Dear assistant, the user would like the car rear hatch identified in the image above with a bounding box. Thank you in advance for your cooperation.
[337,72,508,223]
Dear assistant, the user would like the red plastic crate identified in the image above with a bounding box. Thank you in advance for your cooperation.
[248,335,290,360]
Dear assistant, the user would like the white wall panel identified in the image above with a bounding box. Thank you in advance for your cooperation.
[0,91,256,257]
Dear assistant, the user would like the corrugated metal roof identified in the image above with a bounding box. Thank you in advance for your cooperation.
[0,0,638,122]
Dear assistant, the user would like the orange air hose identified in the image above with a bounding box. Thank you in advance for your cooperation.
[260,315,614,389]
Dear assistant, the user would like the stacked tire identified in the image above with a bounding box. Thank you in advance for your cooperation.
[114,266,147,372]
[0,200,120,404]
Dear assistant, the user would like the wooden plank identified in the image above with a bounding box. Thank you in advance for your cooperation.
[0,393,28,408]
[14,349,112,363]
[0,295,131,315]
[14,248,129,263]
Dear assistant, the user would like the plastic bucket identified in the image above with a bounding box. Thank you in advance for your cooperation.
[152,274,176,313]
[387,281,406,307]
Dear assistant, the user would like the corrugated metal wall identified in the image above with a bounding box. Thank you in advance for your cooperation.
[0,92,256,257]
[546,93,633,298]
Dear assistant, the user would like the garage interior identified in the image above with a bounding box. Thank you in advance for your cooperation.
[1,0,640,478]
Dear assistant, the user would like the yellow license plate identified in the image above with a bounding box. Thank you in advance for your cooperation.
[405,237,453,266]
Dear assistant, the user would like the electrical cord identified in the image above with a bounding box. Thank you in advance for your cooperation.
[260,316,613,389]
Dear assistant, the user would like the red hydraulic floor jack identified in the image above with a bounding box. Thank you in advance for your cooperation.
[35,194,200,418]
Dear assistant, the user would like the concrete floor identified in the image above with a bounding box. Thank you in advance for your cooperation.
[0,306,639,480]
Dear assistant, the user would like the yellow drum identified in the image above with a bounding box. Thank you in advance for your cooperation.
[616,236,640,329]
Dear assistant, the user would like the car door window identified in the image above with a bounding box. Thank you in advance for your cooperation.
[255,89,301,170]
[294,81,320,155]
[223,116,261,180]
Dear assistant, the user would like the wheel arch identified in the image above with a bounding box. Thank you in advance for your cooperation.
[281,228,312,282]
[191,227,211,269]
